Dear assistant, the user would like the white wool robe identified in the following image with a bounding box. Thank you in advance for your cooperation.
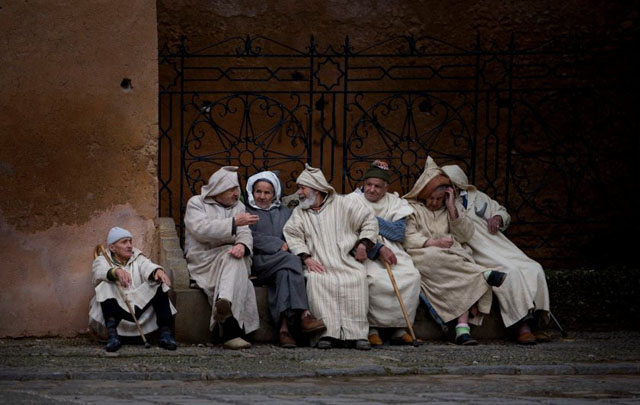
[283,164,378,343]
[403,156,493,325]
[346,190,421,328]
[184,167,260,333]
[89,248,176,336]
[442,164,550,325]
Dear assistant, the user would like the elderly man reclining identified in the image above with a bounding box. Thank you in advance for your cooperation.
[89,227,177,352]
[345,160,421,346]
[245,170,326,348]
[403,157,509,345]
[441,164,551,344]
[283,164,379,350]
[184,166,260,350]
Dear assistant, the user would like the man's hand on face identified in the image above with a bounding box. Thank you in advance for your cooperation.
[379,245,397,265]
[114,267,132,288]
[304,257,325,273]
[154,269,172,287]
[355,243,367,262]
[444,187,456,209]
[487,215,503,235]
[234,213,259,226]
[228,243,245,258]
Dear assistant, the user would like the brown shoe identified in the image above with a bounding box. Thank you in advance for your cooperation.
[214,298,232,323]
[516,331,537,345]
[279,331,297,348]
[391,333,422,346]
[533,330,552,343]
[301,315,326,333]
[368,333,383,347]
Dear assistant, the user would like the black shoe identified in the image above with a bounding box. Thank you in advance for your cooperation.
[158,327,177,351]
[486,271,507,287]
[105,319,121,352]
[455,333,478,346]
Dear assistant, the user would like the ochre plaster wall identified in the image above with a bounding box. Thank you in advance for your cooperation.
[0,1,158,337]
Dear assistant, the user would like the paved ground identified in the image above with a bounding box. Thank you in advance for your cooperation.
[1,331,639,403]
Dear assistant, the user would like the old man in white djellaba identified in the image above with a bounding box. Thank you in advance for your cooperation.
[89,226,177,352]
[441,164,551,344]
[283,164,379,350]
[184,166,260,350]
[345,160,421,347]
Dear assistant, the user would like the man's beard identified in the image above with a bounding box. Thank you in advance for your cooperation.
[298,192,317,210]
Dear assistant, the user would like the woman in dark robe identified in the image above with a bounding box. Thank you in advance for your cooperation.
[246,171,325,347]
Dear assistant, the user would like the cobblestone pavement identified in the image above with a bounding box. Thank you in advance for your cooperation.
[1,331,639,403]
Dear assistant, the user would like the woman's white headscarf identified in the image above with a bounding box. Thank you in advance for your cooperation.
[246,170,282,210]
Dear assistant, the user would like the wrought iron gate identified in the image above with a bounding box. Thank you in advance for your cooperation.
[159,34,637,268]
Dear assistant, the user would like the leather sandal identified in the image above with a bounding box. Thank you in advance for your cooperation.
[486,271,507,287]
[455,333,478,346]
[279,331,297,348]
[223,337,251,350]
[368,333,383,347]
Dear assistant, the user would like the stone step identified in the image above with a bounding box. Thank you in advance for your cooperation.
[173,285,506,344]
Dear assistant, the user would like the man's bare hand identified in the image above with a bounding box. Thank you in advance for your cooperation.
[281,242,289,251]
[487,215,503,235]
[234,213,259,226]
[304,257,325,273]
[114,268,131,288]
[424,237,454,249]
[355,243,367,262]
[228,244,245,258]
[444,186,456,209]
[154,269,172,287]
[379,245,397,265]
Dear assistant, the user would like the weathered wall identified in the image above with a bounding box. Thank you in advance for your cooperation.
[0,1,158,337]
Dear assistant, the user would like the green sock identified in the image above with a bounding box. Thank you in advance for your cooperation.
[483,270,492,281]
[455,323,470,338]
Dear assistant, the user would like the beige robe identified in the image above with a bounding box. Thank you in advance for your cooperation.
[346,190,421,328]
[89,248,176,336]
[184,194,259,334]
[442,164,550,325]
[402,156,493,325]
[283,164,378,343]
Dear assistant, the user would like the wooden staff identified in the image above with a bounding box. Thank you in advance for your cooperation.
[385,261,420,347]
[94,244,151,348]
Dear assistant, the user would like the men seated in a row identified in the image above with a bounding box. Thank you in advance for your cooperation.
[89,227,177,352]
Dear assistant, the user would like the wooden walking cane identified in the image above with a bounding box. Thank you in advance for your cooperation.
[94,244,151,348]
[384,261,420,347]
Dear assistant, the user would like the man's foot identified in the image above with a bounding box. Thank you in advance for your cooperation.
[368,333,383,347]
[454,333,478,346]
[223,337,251,350]
[214,298,232,323]
[158,327,178,351]
[486,271,507,287]
[279,331,297,348]
[316,338,332,349]
[533,330,552,343]
[516,323,537,345]
[355,339,372,350]
[105,319,121,352]
[391,333,422,346]
[301,314,326,333]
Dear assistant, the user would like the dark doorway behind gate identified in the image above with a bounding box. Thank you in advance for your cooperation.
[158,34,637,269]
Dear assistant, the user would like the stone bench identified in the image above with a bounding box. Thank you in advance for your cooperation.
[157,217,506,344]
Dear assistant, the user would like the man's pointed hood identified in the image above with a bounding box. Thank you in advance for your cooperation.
[200,166,240,203]
[403,156,450,202]
[441,164,477,193]
[296,163,336,195]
